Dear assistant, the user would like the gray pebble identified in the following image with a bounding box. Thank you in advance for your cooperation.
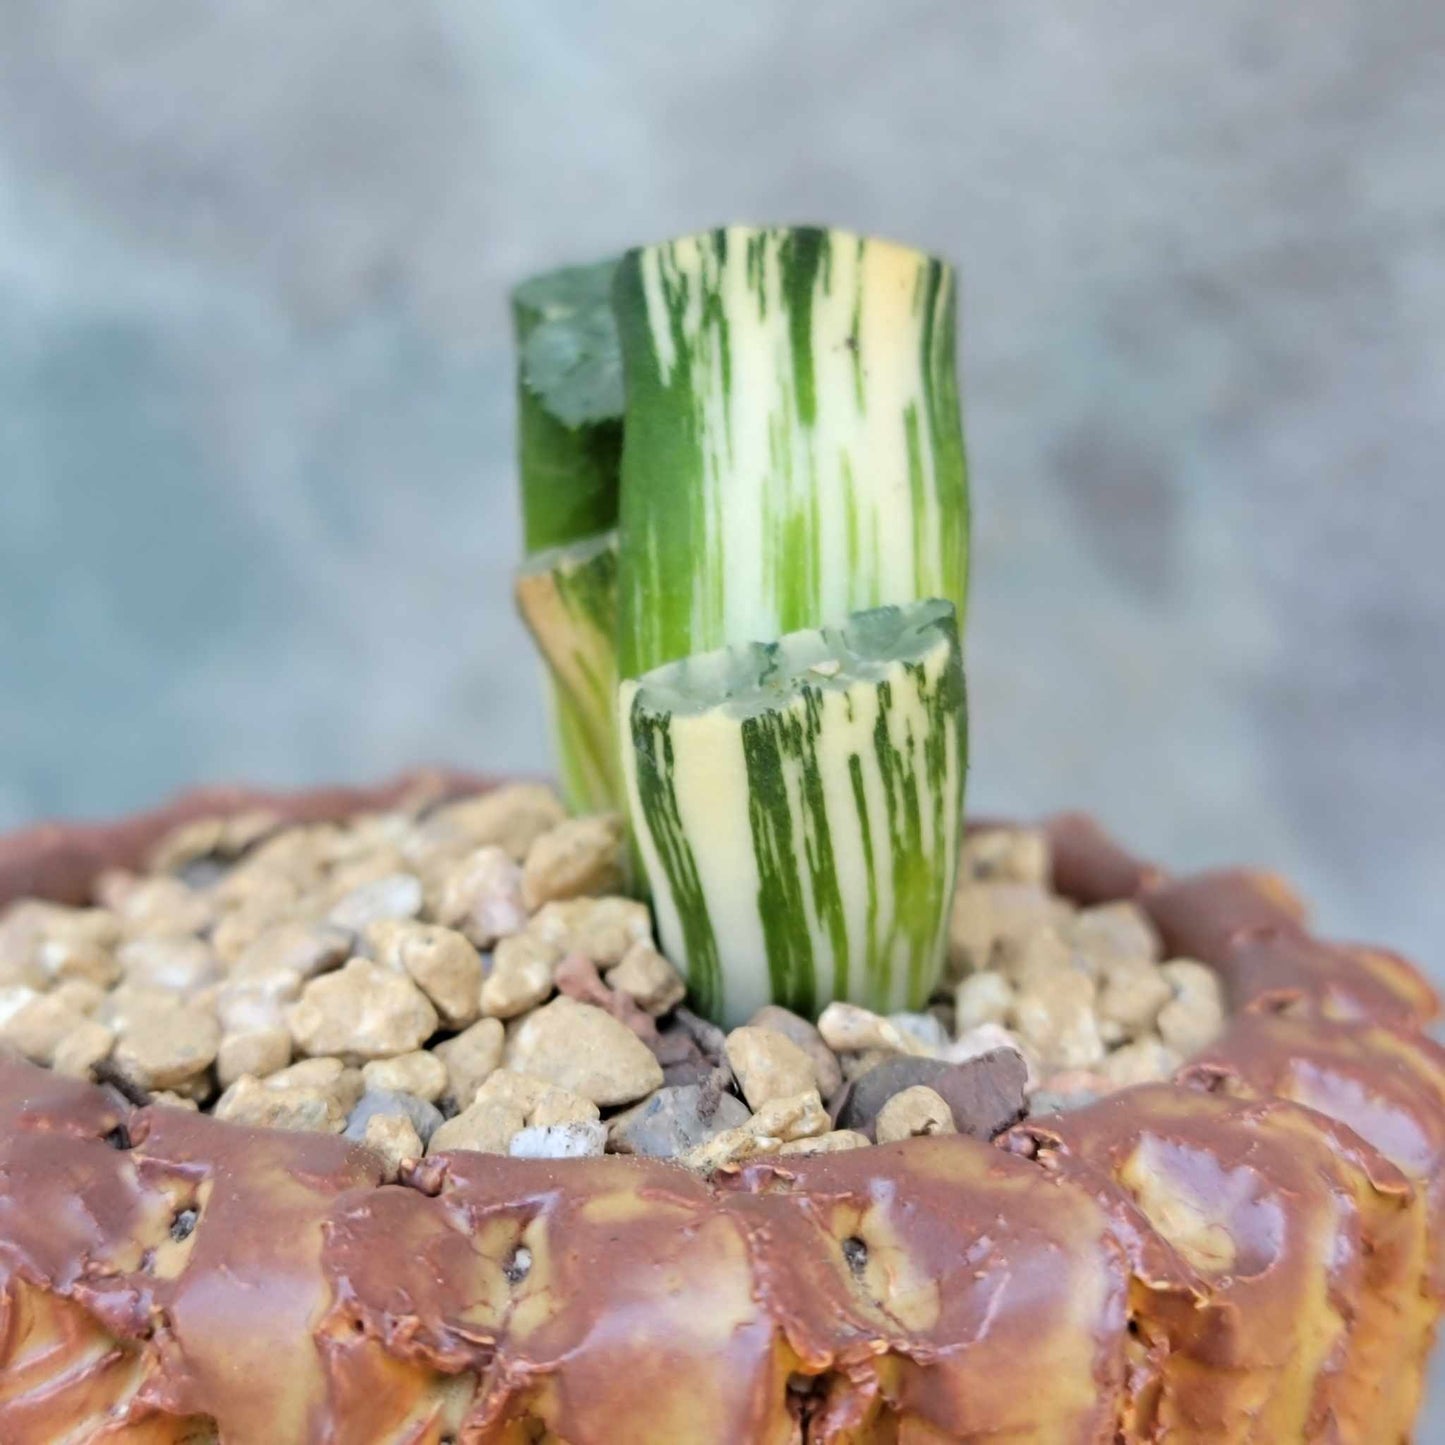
[610,1080,750,1159]
[345,1087,443,1145]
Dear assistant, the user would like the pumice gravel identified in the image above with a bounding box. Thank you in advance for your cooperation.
[0,784,1224,1179]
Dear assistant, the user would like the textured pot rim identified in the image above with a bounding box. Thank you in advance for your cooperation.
[2,773,1443,1440]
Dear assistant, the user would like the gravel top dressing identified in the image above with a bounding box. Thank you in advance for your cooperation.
[0,782,1223,1178]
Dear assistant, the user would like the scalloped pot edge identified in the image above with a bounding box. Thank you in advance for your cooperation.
[0,779,1442,1443]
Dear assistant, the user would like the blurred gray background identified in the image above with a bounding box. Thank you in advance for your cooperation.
[1,0,1443,1425]
[1,5,1440,951]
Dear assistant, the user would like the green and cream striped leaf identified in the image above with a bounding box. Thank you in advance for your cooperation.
[619,598,965,1026]
[614,225,969,680]
[515,531,621,813]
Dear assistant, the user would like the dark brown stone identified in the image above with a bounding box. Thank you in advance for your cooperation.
[834,1049,1028,1141]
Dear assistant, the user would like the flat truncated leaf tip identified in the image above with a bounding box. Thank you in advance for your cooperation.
[520,306,624,430]
[621,599,965,1026]
[514,257,624,430]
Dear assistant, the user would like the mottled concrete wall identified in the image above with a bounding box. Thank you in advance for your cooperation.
[1,1,1441,979]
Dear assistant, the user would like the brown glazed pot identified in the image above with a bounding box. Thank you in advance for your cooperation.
[0,780,1441,1443]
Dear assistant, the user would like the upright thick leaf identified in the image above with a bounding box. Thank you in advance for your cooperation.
[514,531,621,813]
[613,225,969,681]
[620,598,966,1025]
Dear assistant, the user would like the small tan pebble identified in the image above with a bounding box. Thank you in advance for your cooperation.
[522,1081,600,1129]
[606,941,685,1016]
[875,1085,957,1144]
[149,1090,201,1113]
[325,813,408,863]
[1096,960,1173,1044]
[1100,1038,1181,1090]
[0,900,50,959]
[680,1125,778,1172]
[113,876,217,938]
[481,932,560,1019]
[528,897,653,967]
[520,814,626,911]
[148,816,227,873]
[433,1017,505,1109]
[505,996,664,1107]
[1006,927,1088,990]
[362,1050,448,1104]
[215,971,303,1034]
[218,809,283,856]
[817,1002,924,1057]
[434,846,528,948]
[724,1026,818,1110]
[468,1068,547,1116]
[368,921,483,1029]
[99,983,185,1033]
[947,881,1074,977]
[170,1069,217,1104]
[216,1027,293,1089]
[428,1097,523,1156]
[286,959,439,1062]
[52,979,106,1017]
[960,827,1051,886]
[361,1113,424,1180]
[1012,967,1105,1071]
[0,990,88,1065]
[116,935,221,994]
[3,905,122,990]
[36,936,121,989]
[1066,902,1161,973]
[747,1005,843,1099]
[214,1075,345,1133]
[778,1130,871,1156]
[112,1002,220,1090]
[748,1089,829,1143]
[92,868,143,913]
[1157,960,1226,1056]
[421,784,568,862]
[322,848,412,907]
[234,922,353,983]
[0,902,114,973]
[426,1069,577,1155]
[552,953,656,1042]
[242,825,339,881]
[326,873,423,935]
[211,894,302,966]
[212,851,309,908]
[954,970,1015,1031]
[682,1088,828,1172]
[42,905,124,952]
[0,950,45,992]
[51,1019,116,1078]
[264,1056,364,1112]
